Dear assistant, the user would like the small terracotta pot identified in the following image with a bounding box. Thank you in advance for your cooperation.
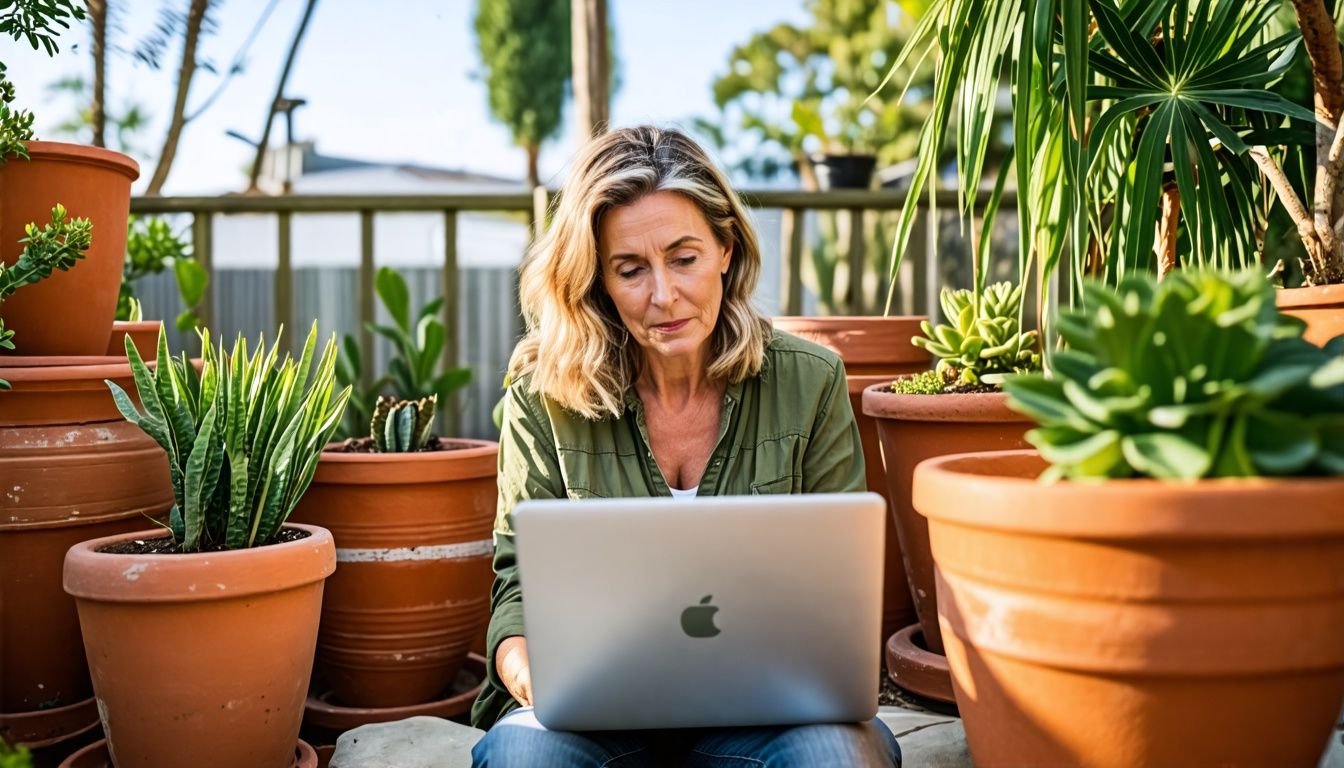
[1277,284,1344,347]
[59,736,319,768]
[0,356,138,427]
[861,384,1030,658]
[0,142,139,356]
[289,440,498,708]
[106,320,164,358]
[64,525,335,768]
[773,316,929,641]
[914,450,1344,768]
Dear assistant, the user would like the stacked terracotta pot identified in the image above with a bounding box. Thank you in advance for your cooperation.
[0,143,165,758]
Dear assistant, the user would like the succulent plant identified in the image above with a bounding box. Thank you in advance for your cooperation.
[371,394,436,452]
[106,323,351,551]
[1005,270,1344,481]
[913,281,1041,386]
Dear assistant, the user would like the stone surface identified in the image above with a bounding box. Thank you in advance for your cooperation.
[329,715,484,768]
[878,704,972,768]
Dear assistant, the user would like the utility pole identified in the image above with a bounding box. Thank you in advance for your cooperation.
[571,0,608,141]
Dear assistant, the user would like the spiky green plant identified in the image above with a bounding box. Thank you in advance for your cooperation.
[106,323,351,551]
[1005,270,1344,481]
[371,394,436,452]
[913,281,1041,386]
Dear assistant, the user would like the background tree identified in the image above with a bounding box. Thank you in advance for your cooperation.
[473,0,572,188]
[697,0,936,190]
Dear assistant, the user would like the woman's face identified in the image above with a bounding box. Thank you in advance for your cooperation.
[598,191,732,368]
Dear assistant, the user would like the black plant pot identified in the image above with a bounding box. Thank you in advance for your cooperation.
[813,153,878,190]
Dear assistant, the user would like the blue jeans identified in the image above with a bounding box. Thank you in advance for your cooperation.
[471,708,901,767]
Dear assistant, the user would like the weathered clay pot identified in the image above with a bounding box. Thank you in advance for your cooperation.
[773,316,929,642]
[1277,284,1344,347]
[105,320,164,358]
[59,737,320,768]
[63,525,335,768]
[914,450,1344,768]
[861,384,1031,702]
[289,440,498,708]
[0,142,139,356]
[0,357,171,750]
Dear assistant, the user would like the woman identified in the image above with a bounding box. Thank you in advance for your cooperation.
[470,126,900,767]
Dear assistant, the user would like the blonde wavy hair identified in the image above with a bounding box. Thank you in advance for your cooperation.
[509,125,772,420]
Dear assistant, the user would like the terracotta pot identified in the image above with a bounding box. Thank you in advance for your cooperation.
[289,440,498,708]
[303,653,486,731]
[63,524,335,768]
[0,357,171,749]
[914,450,1344,768]
[106,320,164,358]
[0,142,139,356]
[60,737,319,768]
[861,384,1030,658]
[1277,284,1344,347]
[773,316,929,641]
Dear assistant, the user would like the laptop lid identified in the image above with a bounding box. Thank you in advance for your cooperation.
[512,492,885,731]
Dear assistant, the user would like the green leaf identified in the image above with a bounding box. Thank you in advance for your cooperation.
[1245,411,1318,476]
[375,266,411,331]
[174,258,208,306]
[1121,432,1212,480]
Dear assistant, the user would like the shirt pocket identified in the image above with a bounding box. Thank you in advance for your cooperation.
[750,475,800,495]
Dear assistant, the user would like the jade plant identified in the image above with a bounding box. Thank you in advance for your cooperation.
[335,266,470,438]
[896,281,1040,393]
[371,394,437,452]
[1005,270,1344,481]
[106,323,351,551]
[0,204,92,388]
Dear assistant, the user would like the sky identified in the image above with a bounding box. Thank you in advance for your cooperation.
[4,0,811,194]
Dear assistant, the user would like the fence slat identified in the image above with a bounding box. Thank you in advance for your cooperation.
[846,208,864,314]
[276,211,293,347]
[442,210,460,437]
[780,208,804,316]
[191,211,214,331]
[359,211,375,390]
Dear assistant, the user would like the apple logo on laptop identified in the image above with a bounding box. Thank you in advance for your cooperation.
[681,595,721,638]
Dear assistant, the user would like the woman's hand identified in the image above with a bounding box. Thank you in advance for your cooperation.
[496,635,533,707]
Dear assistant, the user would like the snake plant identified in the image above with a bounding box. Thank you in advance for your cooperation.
[106,322,351,551]
[1005,270,1344,481]
[912,281,1041,387]
[371,395,436,452]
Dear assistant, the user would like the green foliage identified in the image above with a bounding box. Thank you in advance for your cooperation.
[473,0,571,183]
[914,282,1040,386]
[0,0,85,54]
[699,0,934,184]
[118,215,208,331]
[335,267,471,439]
[0,737,32,768]
[881,0,1333,322]
[371,395,437,452]
[1005,270,1344,481]
[0,204,92,388]
[891,369,947,394]
[106,323,351,551]
[0,63,34,161]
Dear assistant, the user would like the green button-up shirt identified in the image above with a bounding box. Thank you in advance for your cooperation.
[470,329,865,729]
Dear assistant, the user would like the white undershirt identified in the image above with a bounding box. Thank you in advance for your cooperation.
[669,485,699,499]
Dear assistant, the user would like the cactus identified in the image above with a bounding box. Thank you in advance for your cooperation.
[371,395,437,452]
[912,281,1041,387]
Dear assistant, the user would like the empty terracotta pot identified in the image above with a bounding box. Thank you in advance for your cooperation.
[289,440,498,708]
[105,320,164,358]
[773,316,930,642]
[0,142,139,356]
[915,450,1344,768]
[1277,284,1344,347]
[64,524,335,768]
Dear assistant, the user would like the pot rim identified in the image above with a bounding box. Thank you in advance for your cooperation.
[861,381,1028,423]
[1276,283,1344,309]
[63,523,335,603]
[914,449,1344,540]
[20,140,140,181]
[314,438,499,485]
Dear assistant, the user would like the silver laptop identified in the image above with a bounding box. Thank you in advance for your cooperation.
[512,492,885,731]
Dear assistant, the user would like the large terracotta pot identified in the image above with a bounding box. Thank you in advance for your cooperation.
[63,524,335,768]
[773,316,929,642]
[1277,284,1344,347]
[0,142,139,356]
[289,440,498,709]
[0,357,171,750]
[915,450,1344,768]
[105,320,164,358]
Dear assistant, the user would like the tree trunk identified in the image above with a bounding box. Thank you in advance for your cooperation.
[88,0,107,148]
[571,0,608,140]
[1291,0,1344,127]
[794,151,819,192]
[1157,181,1180,279]
[145,0,210,195]
[525,143,540,189]
[247,0,320,194]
